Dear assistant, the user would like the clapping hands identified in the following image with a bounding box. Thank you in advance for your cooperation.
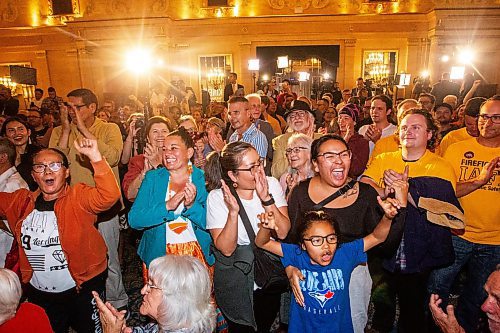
[365,125,382,143]
[220,179,239,214]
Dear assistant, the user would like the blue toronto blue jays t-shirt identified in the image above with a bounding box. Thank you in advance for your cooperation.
[281,239,366,333]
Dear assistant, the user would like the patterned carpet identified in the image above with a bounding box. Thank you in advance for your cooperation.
[121,228,150,328]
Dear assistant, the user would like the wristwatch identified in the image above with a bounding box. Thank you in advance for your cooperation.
[261,194,275,206]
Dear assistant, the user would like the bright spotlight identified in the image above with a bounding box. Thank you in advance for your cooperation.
[277,56,289,69]
[420,70,430,78]
[441,55,450,63]
[298,72,310,82]
[323,72,330,80]
[262,74,269,81]
[248,59,260,71]
[125,49,153,75]
[458,48,474,64]
[450,66,465,80]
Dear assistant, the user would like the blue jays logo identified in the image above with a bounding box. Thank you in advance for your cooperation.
[308,288,335,308]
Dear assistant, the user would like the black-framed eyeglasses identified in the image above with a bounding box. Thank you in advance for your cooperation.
[478,114,500,124]
[303,233,338,247]
[289,111,307,120]
[285,147,309,155]
[32,162,63,173]
[234,160,261,173]
[316,149,352,162]
[68,104,88,111]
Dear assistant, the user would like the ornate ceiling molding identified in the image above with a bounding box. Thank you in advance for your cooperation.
[268,0,330,10]
[1,1,19,23]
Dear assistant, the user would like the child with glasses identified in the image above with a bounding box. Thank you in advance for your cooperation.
[255,182,407,333]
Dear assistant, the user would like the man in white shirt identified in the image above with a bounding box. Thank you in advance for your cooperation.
[0,137,29,267]
[358,94,397,157]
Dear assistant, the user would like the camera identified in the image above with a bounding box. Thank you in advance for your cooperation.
[134,116,147,155]
[135,117,146,130]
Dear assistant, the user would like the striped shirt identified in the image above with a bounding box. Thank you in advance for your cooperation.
[229,123,268,158]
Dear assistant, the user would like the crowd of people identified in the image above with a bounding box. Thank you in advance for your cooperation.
[0,72,498,333]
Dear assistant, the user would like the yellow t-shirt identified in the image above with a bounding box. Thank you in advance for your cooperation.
[444,138,500,245]
[436,127,471,157]
[369,134,400,164]
[363,149,457,190]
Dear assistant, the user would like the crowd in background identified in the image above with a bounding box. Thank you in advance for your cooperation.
[0,71,499,333]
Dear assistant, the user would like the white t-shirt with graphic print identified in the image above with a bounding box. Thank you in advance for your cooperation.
[20,198,75,292]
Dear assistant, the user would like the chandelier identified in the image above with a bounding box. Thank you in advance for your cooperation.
[207,68,225,90]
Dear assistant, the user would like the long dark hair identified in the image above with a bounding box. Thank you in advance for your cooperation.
[205,141,255,192]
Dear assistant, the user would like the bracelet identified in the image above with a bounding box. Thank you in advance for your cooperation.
[261,194,275,207]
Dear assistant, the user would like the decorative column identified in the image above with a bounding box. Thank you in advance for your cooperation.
[341,39,357,90]
[34,50,51,88]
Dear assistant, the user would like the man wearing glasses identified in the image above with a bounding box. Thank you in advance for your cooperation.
[428,96,500,332]
[437,97,486,156]
[49,88,129,313]
[271,100,323,179]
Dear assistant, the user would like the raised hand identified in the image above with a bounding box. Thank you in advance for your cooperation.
[59,103,71,131]
[286,172,299,192]
[208,132,225,153]
[221,179,239,214]
[366,125,382,143]
[183,182,197,208]
[477,156,500,186]
[73,137,102,162]
[258,212,278,231]
[254,163,270,202]
[92,291,127,333]
[143,143,163,170]
[127,119,140,139]
[377,196,402,219]
[429,294,465,333]
[344,122,354,142]
[383,165,409,197]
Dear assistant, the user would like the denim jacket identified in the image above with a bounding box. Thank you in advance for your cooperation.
[128,166,214,267]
